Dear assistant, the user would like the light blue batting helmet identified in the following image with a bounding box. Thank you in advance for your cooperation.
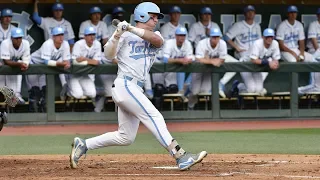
[11,28,24,38]
[52,3,64,11]
[51,27,64,36]
[175,27,187,35]
[209,28,221,37]
[263,28,275,37]
[1,8,13,17]
[84,26,96,35]
[134,2,164,23]
[90,6,102,14]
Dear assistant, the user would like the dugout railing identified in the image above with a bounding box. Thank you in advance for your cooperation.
[2,62,320,123]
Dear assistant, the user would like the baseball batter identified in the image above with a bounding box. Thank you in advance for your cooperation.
[232,28,280,95]
[276,5,313,62]
[188,28,238,109]
[152,27,193,90]
[70,2,207,171]
[69,26,100,100]
[79,6,109,46]
[0,28,30,104]
[298,8,320,94]
[0,9,16,44]
[27,27,70,112]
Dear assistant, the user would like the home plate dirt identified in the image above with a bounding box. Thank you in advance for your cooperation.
[0,154,320,180]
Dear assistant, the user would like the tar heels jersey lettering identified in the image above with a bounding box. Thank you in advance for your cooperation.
[0,39,30,62]
[31,38,70,64]
[276,20,305,49]
[226,20,261,51]
[195,38,227,60]
[162,39,194,61]
[116,31,163,82]
[243,38,280,62]
[307,20,320,53]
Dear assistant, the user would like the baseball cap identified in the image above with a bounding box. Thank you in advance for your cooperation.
[263,28,275,37]
[170,6,181,13]
[287,5,298,13]
[175,27,187,35]
[51,27,64,36]
[52,3,64,11]
[11,28,24,38]
[112,6,125,14]
[84,26,96,35]
[209,28,221,37]
[90,6,102,14]
[244,5,255,13]
[200,7,212,14]
[317,8,320,14]
[1,9,13,17]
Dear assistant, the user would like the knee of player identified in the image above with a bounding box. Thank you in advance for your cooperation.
[85,90,96,99]
[119,133,136,146]
[69,90,84,99]
[247,85,256,93]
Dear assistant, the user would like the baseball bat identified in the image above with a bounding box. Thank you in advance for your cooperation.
[112,19,128,31]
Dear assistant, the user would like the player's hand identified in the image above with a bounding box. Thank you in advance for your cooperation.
[211,59,223,67]
[290,51,299,62]
[77,57,87,62]
[62,61,70,70]
[269,60,279,70]
[182,57,193,65]
[236,48,246,53]
[20,63,28,71]
[114,21,129,39]
[88,60,99,66]
[299,52,305,62]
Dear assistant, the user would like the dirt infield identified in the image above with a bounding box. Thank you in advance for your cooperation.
[0,154,319,180]
[1,120,320,179]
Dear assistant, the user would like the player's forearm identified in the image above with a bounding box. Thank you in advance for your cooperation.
[197,58,212,64]
[104,37,119,60]
[279,41,293,53]
[168,58,182,64]
[226,39,240,51]
[311,38,319,50]
[299,40,305,53]
[86,59,99,65]
[3,60,22,67]
[128,26,163,48]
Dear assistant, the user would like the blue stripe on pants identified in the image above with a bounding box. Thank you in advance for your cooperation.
[124,79,168,147]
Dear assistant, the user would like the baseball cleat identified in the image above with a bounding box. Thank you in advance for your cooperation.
[70,137,88,169]
[227,80,240,98]
[176,151,207,171]
[0,112,7,132]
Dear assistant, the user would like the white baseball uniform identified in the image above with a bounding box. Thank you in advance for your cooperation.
[225,20,262,59]
[188,38,238,108]
[238,38,280,94]
[38,17,75,42]
[69,39,101,99]
[160,22,184,40]
[85,31,175,150]
[298,20,320,94]
[276,19,313,62]
[0,24,16,44]
[0,39,30,94]
[188,21,221,48]
[27,39,70,89]
[79,20,108,42]
[152,38,194,87]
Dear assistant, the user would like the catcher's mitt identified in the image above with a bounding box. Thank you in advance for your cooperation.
[0,86,19,107]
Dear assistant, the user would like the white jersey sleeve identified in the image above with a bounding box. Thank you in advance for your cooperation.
[101,22,109,40]
[298,22,305,41]
[308,21,318,39]
[162,40,173,59]
[188,23,198,43]
[78,21,86,39]
[0,39,10,60]
[225,22,239,40]
[62,41,71,61]
[71,41,81,60]
[195,39,206,59]
[185,40,195,60]
[41,41,53,60]
[218,40,227,59]
[272,41,281,60]
[22,40,31,62]
[93,40,102,61]
[276,22,286,41]
[65,21,75,40]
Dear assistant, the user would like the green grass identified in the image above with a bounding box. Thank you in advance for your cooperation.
[0,128,319,155]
